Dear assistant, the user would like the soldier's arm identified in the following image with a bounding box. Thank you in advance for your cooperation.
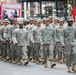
[60,30,65,46]
[40,29,43,45]
[0,26,3,41]
[12,30,17,44]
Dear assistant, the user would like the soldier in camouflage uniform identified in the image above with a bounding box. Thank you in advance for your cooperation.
[50,17,59,60]
[8,18,19,63]
[63,16,76,72]
[0,19,9,62]
[55,18,65,63]
[31,20,42,64]
[25,18,35,60]
[40,19,56,68]
[12,21,28,65]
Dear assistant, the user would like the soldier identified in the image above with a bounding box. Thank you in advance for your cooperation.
[0,19,9,62]
[63,16,76,72]
[50,17,59,60]
[12,21,28,65]
[48,16,53,24]
[0,20,2,59]
[51,17,59,28]
[55,18,64,63]
[25,18,35,61]
[8,18,19,64]
[40,19,56,68]
[6,19,14,62]
[31,20,42,64]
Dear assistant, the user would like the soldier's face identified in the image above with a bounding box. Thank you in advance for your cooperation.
[24,21,27,25]
[59,21,64,26]
[68,21,73,26]
[49,19,53,23]
[54,20,57,23]
[46,21,50,26]
[4,22,8,25]
[34,21,37,26]
[30,20,33,24]
[13,20,18,25]
[19,24,23,29]
[37,22,41,27]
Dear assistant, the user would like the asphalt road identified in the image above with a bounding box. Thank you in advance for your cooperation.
[0,60,76,75]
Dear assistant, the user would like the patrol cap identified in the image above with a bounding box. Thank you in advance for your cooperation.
[67,16,74,22]
[9,18,14,21]
[57,17,60,21]
[37,19,41,23]
[48,16,53,19]
[45,18,49,22]
[4,19,9,22]
[18,21,24,24]
[43,17,47,21]
[54,16,58,20]
[8,21,10,24]
[59,18,64,22]
[61,17,65,20]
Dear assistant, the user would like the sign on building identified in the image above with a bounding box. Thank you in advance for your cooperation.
[1,3,22,19]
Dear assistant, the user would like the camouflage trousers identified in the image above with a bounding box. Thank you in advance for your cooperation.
[0,43,2,57]
[7,42,11,59]
[43,44,54,63]
[54,42,65,59]
[33,43,40,61]
[11,44,17,60]
[39,46,43,59]
[65,44,75,66]
[1,42,8,58]
[16,46,22,62]
[27,41,33,59]
[22,45,28,59]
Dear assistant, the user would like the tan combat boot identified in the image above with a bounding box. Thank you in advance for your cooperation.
[67,67,71,73]
[36,61,39,64]
[51,61,56,68]
[17,62,21,65]
[72,64,76,72]
[6,56,9,60]
[39,58,43,62]
[59,59,63,63]
[63,57,66,63]
[12,60,16,64]
[24,59,29,65]
[9,59,12,63]
[44,63,47,68]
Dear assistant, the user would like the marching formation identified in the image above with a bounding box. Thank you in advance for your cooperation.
[0,16,76,73]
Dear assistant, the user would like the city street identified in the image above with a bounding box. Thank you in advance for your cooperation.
[0,61,76,75]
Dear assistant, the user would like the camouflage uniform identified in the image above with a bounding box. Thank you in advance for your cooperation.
[0,25,8,60]
[55,25,64,60]
[31,26,41,62]
[8,25,19,60]
[40,25,55,64]
[26,24,34,59]
[12,28,28,62]
[63,25,76,66]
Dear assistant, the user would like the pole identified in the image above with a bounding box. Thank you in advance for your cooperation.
[40,1,42,15]
[55,0,58,17]
[65,0,68,20]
